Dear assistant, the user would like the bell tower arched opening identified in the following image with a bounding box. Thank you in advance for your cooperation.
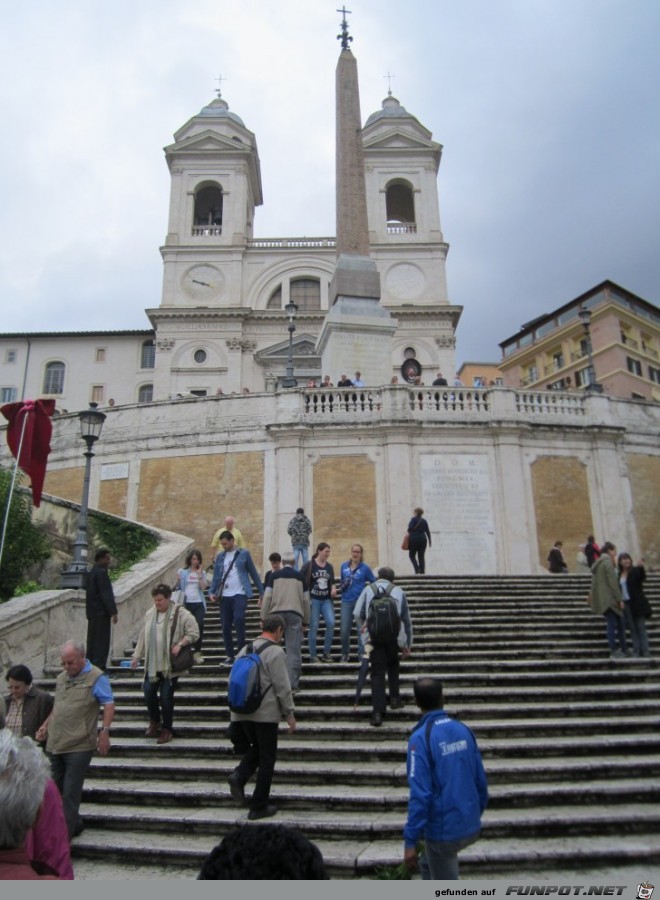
[386,180,415,232]
[193,182,223,235]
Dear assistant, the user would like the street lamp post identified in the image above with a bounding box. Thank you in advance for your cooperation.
[282,300,298,388]
[578,306,603,394]
[60,402,107,589]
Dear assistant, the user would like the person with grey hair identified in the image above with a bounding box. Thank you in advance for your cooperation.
[36,639,115,839]
[0,729,58,879]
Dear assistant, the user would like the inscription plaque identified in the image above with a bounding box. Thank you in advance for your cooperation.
[420,453,497,574]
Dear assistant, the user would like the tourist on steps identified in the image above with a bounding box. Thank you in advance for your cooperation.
[403,677,488,880]
[406,507,432,575]
[589,541,628,660]
[130,583,199,744]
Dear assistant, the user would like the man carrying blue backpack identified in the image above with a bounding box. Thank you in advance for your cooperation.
[226,614,296,820]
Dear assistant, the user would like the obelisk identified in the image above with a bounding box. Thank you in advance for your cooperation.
[316,9,396,385]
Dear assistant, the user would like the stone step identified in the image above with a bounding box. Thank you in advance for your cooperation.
[90,751,660,781]
[81,767,660,820]
[97,731,660,760]
[71,821,660,877]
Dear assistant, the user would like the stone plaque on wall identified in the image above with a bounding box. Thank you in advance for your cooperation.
[420,453,497,574]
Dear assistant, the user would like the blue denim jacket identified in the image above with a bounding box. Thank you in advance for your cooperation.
[210,548,264,599]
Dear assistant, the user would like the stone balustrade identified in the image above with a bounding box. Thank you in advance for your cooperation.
[248,237,336,249]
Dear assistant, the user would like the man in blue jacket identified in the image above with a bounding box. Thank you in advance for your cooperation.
[209,531,264,665]
[403,677,488,880]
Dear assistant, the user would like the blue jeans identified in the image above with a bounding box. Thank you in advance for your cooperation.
[340,600,362,658]
[292,544,309,571]
[604,609,627,653]
[308,597,335,657]
[624,604,650,656]
[143,674,178,731]
[420,831,480,880]
[220,593,247,660]
[280,610,304,689]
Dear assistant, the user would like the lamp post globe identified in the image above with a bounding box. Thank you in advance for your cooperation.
[60,402,107,589]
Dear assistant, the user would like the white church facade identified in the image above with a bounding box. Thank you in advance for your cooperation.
[1,69,658,578]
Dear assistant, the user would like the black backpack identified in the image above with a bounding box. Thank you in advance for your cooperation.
[366,583,401,643]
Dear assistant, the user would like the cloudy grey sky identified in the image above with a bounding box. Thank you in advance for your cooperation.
[1,0,658,363]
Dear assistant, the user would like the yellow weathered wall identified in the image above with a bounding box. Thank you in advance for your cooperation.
[44,466,84,506]
[99,478,128,518]
[137,451,265,568]
[531,456,593,572]
[627,453,660,568]
[312,455,378,570]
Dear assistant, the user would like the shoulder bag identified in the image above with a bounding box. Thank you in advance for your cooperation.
[170,605,194,673]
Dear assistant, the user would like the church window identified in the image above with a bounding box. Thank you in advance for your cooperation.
[386,180,415,232]
[138,384,154,403]
[91,385,104,403]
[193,349,207,364]
[141,340,155,369]
[43,361,65,395]
[267,285,283,309]
[193,182,223,235]
[290,278,321,310]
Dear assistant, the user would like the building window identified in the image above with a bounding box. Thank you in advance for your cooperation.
[138,384,153,403]
[141,340,155,369]
[626,356,642,376]
[631,392,645,400]
[193,349,207,364]
[43,361,65,395]
[290,278,321,311]
[527,365,538,382]
[386,180,415,230]
[91,385,105,403]
[95,347,106,363]
[267,285,282,309]
[6,349,16,364]
[1,387,17,403]
[551,350,564,370]
[649,366,660,384]
[575,366,595,387]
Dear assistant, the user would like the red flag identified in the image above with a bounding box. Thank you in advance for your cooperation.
[1,399,56,507]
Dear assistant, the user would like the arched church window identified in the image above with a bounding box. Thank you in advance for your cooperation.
[386,180,415,232]
[290,278,321,310]
[138,384,154,403]
[43,361,65,394]
[141,340,155,369]
[267,285,282,309]
[193,183,223,234]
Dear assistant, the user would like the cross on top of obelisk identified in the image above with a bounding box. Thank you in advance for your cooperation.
[337,6,353,50]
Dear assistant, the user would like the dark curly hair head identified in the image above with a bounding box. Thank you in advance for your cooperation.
[197,824,328,880]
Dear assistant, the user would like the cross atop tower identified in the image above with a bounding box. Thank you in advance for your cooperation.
[383,71,395,96]
[336,6,353,50]
[215,74,226,97]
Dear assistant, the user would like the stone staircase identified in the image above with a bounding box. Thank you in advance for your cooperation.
[61,575,660,878]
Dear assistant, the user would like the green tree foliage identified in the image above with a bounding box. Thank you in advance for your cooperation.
[0,467,51,602]
[90,512,158,580]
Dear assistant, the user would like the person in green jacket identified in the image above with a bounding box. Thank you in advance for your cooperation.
[589,541,628,660]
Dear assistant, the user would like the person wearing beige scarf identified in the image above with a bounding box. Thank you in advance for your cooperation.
[131,583,199,744]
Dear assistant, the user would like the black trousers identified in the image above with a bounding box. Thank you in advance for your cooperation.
[370,640,401,714]
[408,537,427,574]
[86,616,111,671]
[233,720,279,812]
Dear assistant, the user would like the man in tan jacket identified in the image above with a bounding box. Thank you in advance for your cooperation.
[260,556,310,691]
[227,614,296,820]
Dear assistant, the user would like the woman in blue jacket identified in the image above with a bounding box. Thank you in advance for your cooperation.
[338,544,375,662]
